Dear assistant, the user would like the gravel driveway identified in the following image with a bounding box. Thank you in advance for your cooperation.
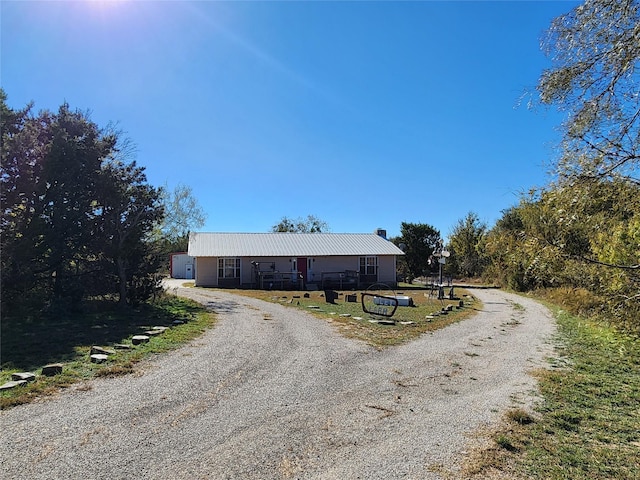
[0,282,556,479]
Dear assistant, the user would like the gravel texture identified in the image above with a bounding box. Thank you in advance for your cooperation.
[0,282,556,479]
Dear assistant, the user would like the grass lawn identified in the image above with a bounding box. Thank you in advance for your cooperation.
[226,283,479,347]
[0,294,215,410]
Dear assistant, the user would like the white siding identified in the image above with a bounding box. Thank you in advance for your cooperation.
[170,254,195,279]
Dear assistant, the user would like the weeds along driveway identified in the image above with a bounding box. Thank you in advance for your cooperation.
[0,284,556,479]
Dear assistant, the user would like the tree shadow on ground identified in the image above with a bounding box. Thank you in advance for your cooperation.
[0,298,202,371]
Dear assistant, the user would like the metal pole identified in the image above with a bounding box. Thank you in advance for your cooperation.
[437,239,444,300]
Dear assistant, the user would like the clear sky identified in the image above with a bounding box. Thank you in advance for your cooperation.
[1,0,578,240]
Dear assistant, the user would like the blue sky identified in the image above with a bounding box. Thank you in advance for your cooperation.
[2,0,578,239]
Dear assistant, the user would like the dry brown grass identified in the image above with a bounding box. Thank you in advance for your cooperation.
[458,415,531,480]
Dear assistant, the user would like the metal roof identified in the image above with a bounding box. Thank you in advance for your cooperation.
[188,232,405,257]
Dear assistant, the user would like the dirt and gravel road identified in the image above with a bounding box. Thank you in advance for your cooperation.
[0,283,556,479]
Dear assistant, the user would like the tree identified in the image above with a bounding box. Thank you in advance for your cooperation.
[391,222,440,283]
[448,212,487,278]
[271,215,330,233]
[157,183,206,251]
[538,0,640,184]
[41,104,116,302]
[498,0,640,330]
[483,180,639,331]
[96,160,164,306]
[1,99,115,306]
[1,92,165,311]
[484,199,570,291]
[1,91,49,306]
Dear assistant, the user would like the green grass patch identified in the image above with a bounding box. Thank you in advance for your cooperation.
[227,286,479,347]
[463,306,640,480]
[508,300,526,312]
[0,293,215,410]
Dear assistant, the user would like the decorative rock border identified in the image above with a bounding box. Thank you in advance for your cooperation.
[0,380,28,391]
[132,335,150,345]
[90,354,109,364]
[90,346,116,356]
[42,363,64,376]
[0,372,36,391]
[1,323,176,391]
[11,372,36,382]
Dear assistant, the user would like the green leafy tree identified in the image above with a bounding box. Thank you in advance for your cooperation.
[1,92,165,311]
[1,99,114,307]
[392,222,440,283]
[448,212,487,278]
[484,198,571,291]
[511,0,640,329]
[41,104,116,302]
[157,183,206,252]
[1,91,50,306]
[96,160,165,306]
[271,215,329,233]
[484,179,639,330]
[483,206,528,290]
[538,0,640,184]
[536,0,640,270]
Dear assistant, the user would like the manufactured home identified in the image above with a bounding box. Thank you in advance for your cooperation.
[188,231,404,290]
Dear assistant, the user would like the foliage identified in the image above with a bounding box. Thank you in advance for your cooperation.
[157,183,206,250]
[447,212,488,277]
[0,91,164,311]
[97,160,165,306]
[1,92,49,306]
[484,178,639,330]
[391,222,440,283]
[481,0,640,331]
[538,0,640,185]
[271,214,330,233]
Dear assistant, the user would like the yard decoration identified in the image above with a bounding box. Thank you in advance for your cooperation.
[361,283,399,321]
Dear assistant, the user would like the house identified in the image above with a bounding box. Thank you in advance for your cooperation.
[187,230,404,290]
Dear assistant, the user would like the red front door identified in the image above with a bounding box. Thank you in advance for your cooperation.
[297,257,307,285]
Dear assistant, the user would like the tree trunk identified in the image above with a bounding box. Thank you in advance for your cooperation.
[116,257,128,307]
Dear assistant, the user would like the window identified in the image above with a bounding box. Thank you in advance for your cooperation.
[218,258,240,279]
[359,256,378,276]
